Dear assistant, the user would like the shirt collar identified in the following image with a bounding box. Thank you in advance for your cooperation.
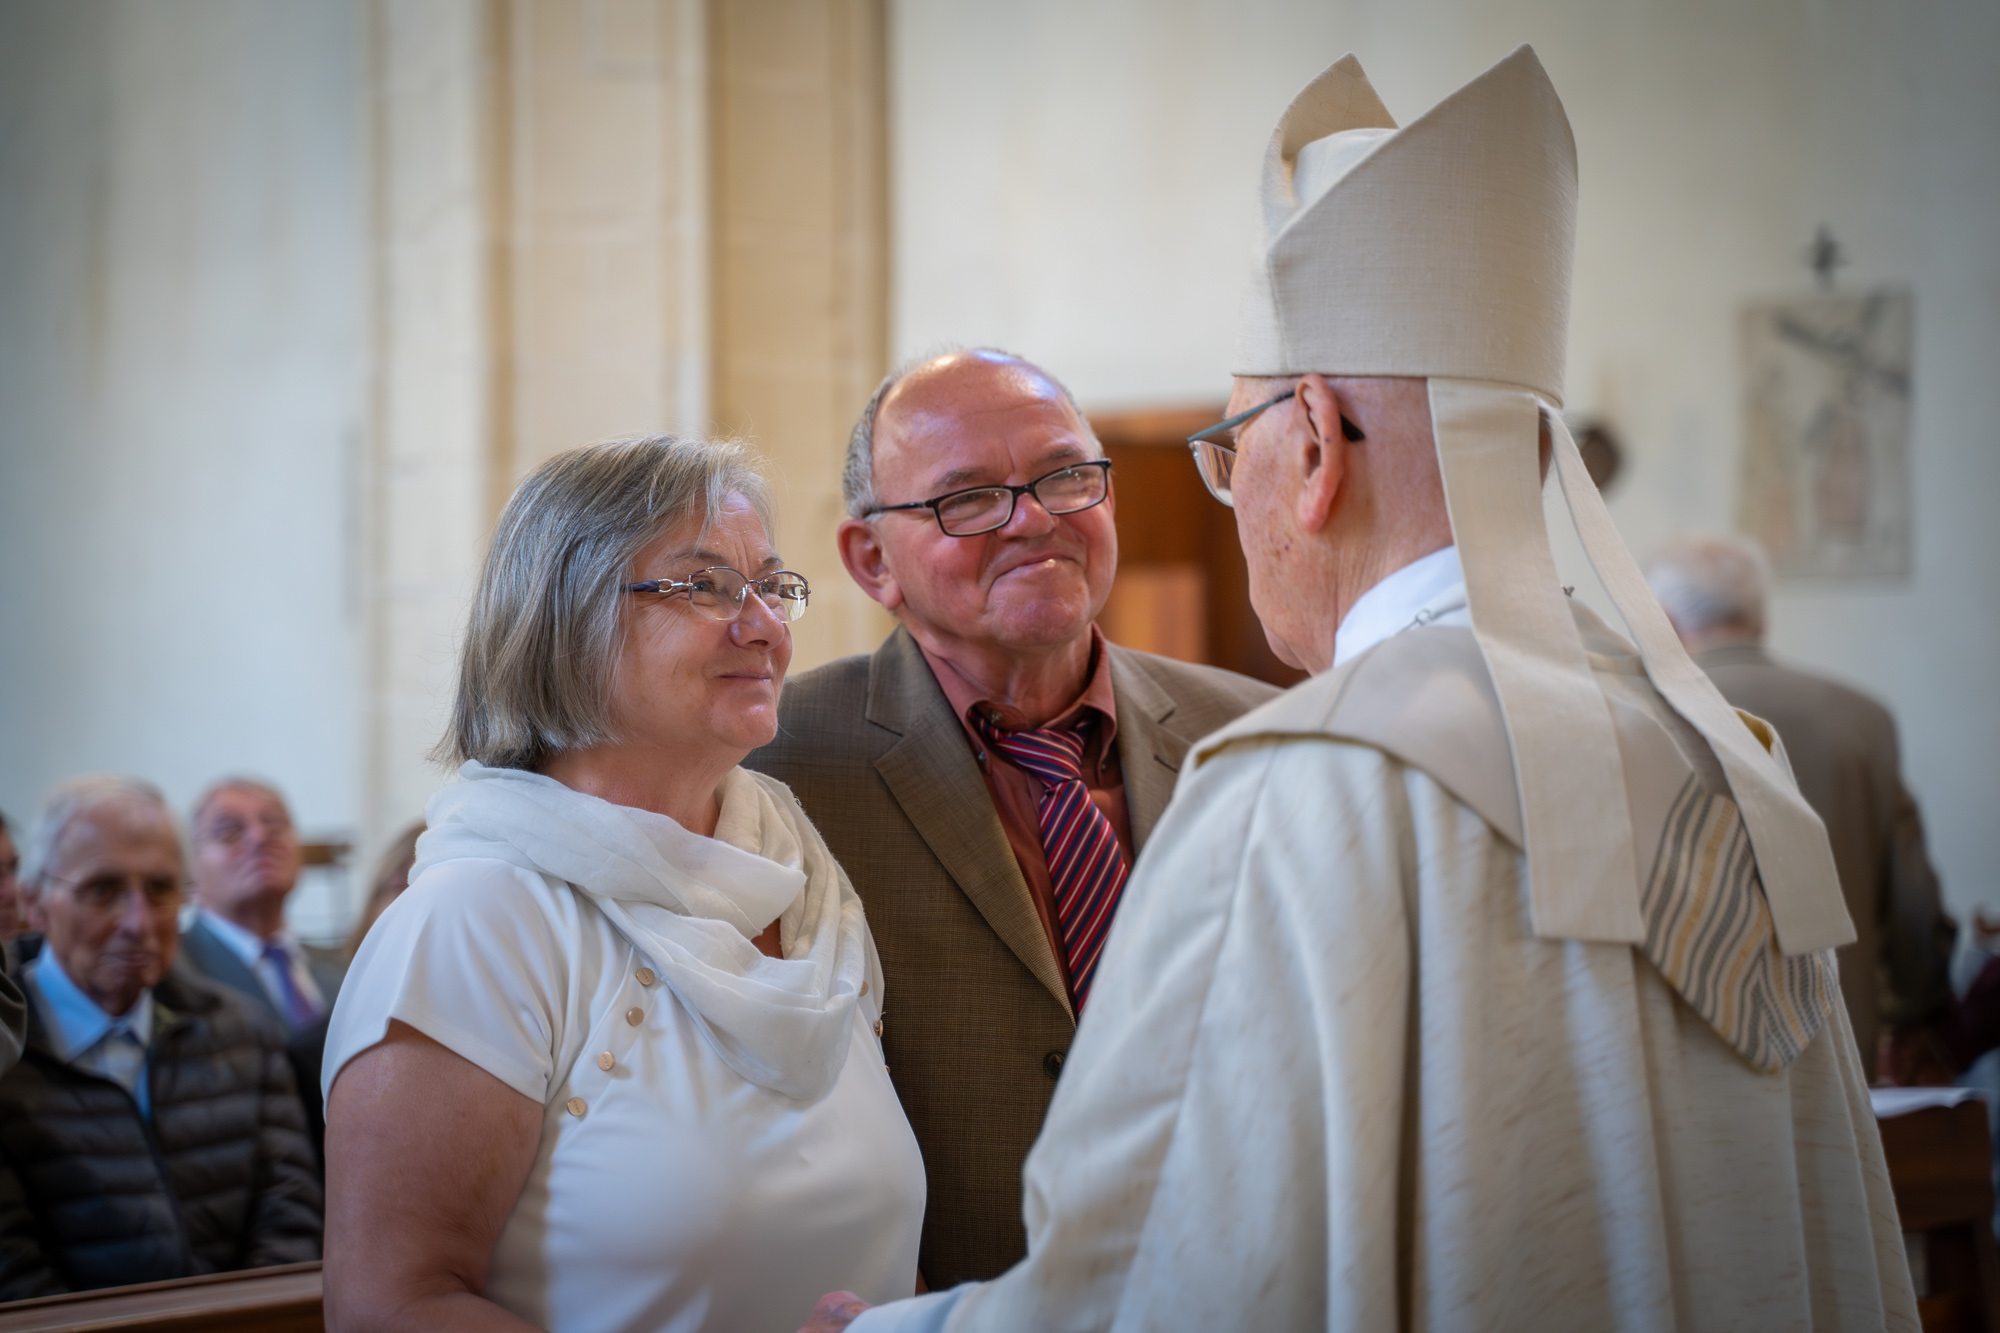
[922,624,1121,746]
[28,949,154,1062]
[1331,545,1469,670]
[197,906,293,966]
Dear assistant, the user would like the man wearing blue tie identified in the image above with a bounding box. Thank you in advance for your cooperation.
[179,779,345,1034]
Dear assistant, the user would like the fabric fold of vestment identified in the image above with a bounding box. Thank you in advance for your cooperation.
[1187,611,1839,1072]
[1430,377,1643,944]
[1547,412,1852,953]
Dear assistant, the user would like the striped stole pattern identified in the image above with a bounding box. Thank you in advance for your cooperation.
[1639,775,1838,1072]
[976,715,1130,1012]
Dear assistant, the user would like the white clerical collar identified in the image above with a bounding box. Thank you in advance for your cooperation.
[1330,545,1469,670]
[28,949,155,1061]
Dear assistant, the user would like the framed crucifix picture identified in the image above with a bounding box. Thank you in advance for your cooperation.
[1738,286,1914,578]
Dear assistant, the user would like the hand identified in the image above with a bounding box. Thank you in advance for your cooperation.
[800,1290,872,1333]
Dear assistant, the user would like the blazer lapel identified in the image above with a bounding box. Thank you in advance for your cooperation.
[1108,646,1190,850]
[179,918,283,1027]
[867,630,1074,1022]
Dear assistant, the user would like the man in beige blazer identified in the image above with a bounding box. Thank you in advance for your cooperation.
[1648,533,1954,1079]
[747,349,1274,1286]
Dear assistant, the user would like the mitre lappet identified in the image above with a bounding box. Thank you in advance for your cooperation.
[1236,45,1855,1066]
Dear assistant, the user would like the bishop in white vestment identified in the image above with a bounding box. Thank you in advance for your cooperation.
[823,44,1918,1333]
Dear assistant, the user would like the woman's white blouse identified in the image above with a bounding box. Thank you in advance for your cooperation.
[325,853,926,1333]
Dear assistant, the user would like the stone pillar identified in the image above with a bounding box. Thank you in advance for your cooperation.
[363,0,882,866]
[363,0,506,858]
[364,0,710,860]
[710,0,894,671]
[500,0,711,480]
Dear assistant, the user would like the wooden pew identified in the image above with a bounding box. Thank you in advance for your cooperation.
[0,1261,321,1333]
[1880,1101,2000,1333]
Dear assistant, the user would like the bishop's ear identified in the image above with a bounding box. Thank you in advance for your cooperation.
[1292,373,1351,533]
[835,517,903,612]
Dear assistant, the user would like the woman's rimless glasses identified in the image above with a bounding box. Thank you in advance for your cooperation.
[626,567,812,623]
[1185,389,1365,507]
[865,459,1113,537]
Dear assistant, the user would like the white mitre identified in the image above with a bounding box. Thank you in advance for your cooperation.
[1237,46,1852,953]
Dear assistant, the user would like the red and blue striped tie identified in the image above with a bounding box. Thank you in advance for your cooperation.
[976,715,1130,1012]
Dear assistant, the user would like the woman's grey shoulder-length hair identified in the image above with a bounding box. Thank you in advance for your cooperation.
[436,434,773,772]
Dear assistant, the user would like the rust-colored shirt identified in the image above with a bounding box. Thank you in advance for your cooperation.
[918,628,1135,1008]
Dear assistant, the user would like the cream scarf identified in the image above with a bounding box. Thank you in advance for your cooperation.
[415,761,879,1103]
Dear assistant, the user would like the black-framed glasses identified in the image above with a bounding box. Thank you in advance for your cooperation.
[865,459,1112,537]
[1185,389,1364,508]
[626,566,811,623]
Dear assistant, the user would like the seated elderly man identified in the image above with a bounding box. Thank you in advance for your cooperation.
[0,776,320,1298]
[180,778,345,1035]
[1647,533,1954,1081]
[749,347,1274,1285]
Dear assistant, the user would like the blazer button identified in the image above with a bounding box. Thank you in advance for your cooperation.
[1043,1050,1065,1080]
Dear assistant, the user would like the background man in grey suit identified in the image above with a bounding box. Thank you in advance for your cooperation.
[1647,533,1953,1080]
[179,778,345,1036]
[748,349,1275,1285]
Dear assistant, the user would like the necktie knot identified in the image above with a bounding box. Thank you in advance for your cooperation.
[975,713,1090,788]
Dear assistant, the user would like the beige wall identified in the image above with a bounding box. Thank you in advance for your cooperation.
[890,0,2000,911]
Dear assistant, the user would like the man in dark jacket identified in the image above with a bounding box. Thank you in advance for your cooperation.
[1648,534,1955,1080]
[0,776,320,1297]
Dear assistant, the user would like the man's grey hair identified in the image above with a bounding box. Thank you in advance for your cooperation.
[189,776,291,839]
[437,434,774,773]
[22,775,182,889]
[842,347,1103,519]
[1644,533,1772,639]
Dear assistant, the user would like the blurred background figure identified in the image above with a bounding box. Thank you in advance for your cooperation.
[286,820,423,1171]
[0,812,22,975]
[180,779,346,1036]
[0,776,319,1297]
[1647,533,1955,1081]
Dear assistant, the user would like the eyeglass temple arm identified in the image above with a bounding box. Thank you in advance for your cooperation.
[1186,389,1364,445]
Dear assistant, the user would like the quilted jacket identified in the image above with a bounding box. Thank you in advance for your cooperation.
[0,961,322,1296]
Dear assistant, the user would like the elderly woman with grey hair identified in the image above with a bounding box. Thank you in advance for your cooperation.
[321,437,924,1333]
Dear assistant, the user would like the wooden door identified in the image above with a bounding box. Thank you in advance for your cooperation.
[1089,406,1305,689]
